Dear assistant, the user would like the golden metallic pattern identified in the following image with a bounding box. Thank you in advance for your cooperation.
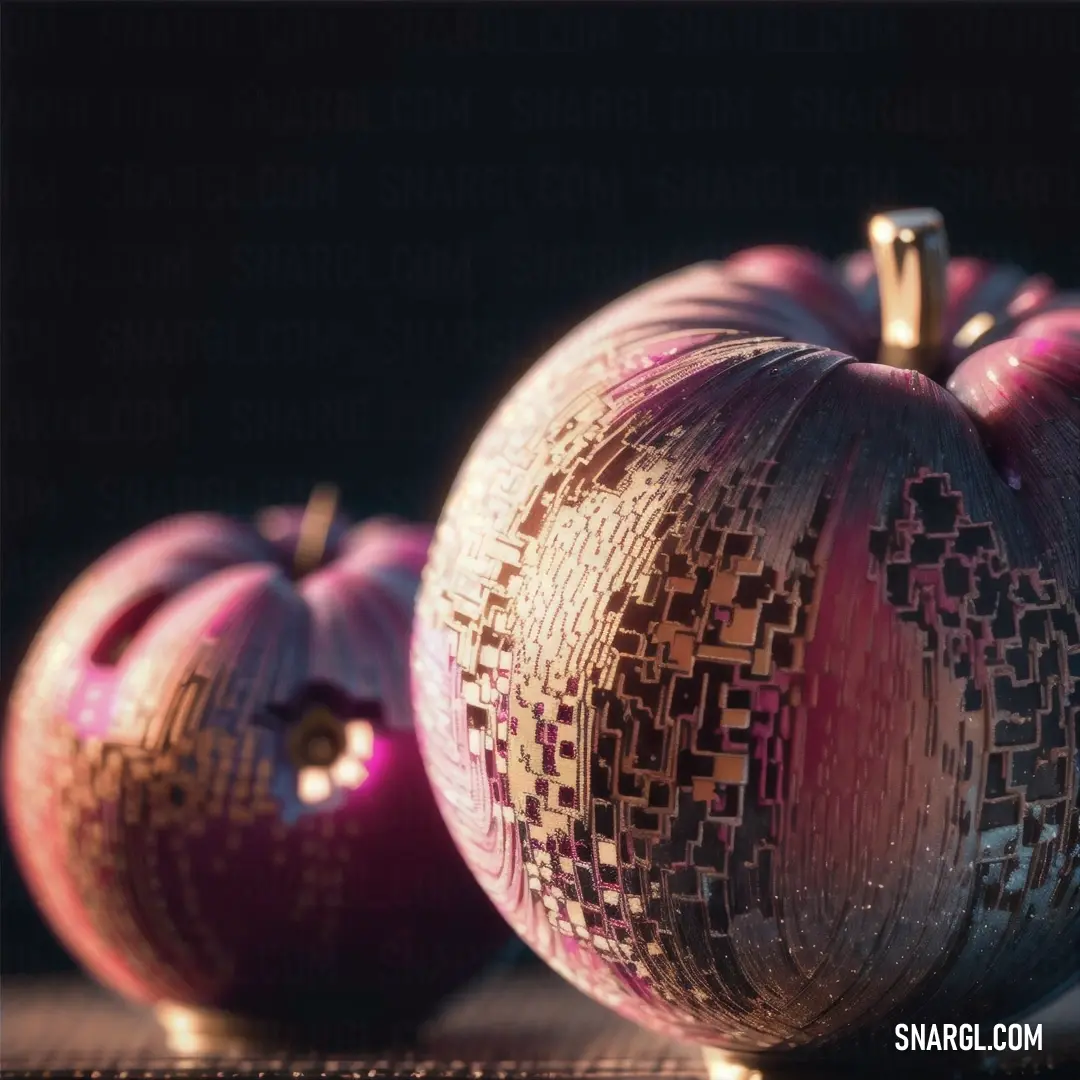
[413,307,1078,1053]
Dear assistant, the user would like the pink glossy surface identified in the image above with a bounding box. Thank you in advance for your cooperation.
[948,337,1080,597]
[3,510,506,1017]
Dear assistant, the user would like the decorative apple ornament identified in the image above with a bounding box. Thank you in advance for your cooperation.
[412,210,1079,1056]
[3,488,507,1049]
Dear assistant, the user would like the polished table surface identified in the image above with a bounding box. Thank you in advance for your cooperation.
[1,968,1077,1079]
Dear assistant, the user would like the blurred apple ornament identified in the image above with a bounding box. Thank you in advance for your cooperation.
[4,486,509,1051]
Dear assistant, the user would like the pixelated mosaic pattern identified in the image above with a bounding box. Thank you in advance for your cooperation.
[413,259,1079,1053]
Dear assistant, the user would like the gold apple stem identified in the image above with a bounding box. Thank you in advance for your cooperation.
[294,482,340,577]
[868,207,949,378]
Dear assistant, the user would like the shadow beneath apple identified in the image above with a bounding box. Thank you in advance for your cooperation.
[158,989,457,1056]
[157,940,536,1057]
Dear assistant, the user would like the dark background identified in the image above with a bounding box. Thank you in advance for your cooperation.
[2,1,1079,978]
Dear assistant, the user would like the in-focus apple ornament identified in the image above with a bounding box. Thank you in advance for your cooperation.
[412,210,1079,1054]
[4,487,507,1045]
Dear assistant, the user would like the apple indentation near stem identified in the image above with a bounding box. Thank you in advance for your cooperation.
[89,588,172,666]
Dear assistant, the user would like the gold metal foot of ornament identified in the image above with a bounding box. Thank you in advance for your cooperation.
[155,1003,284,1056]
[701,1048,764,1080]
